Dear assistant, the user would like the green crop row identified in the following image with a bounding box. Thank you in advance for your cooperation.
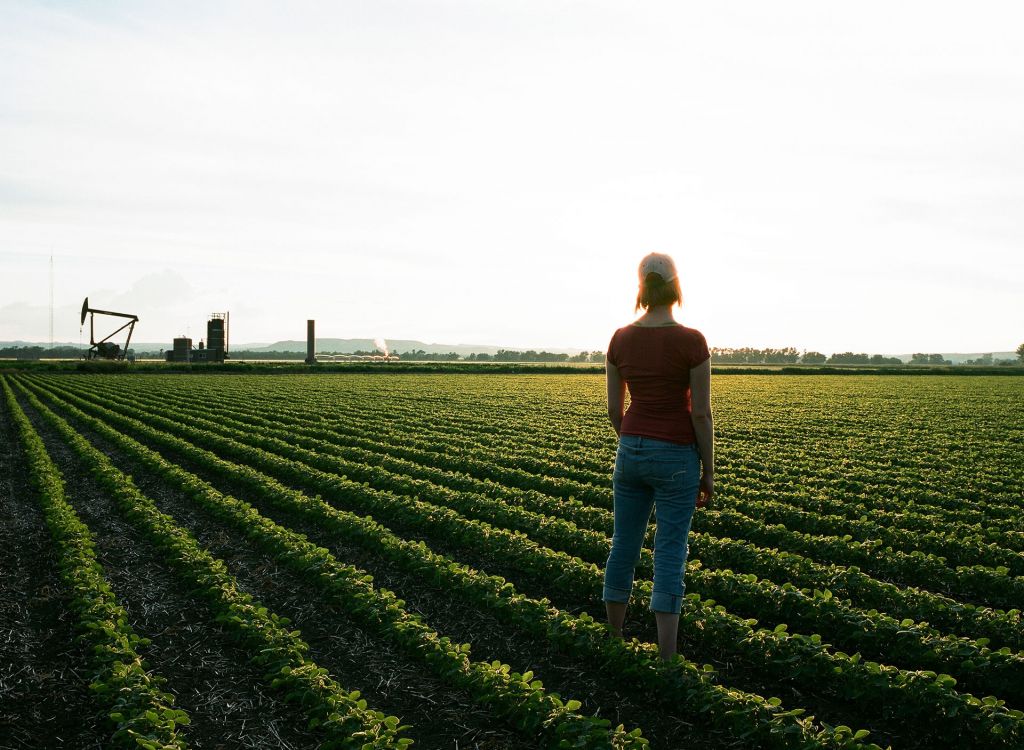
[695,508,1024,610]
[197,375,1021,523]
[234,373,1023,505]
[715,442,1023,521]
[22,376,879,750]
[67,375,1024,545]
[1,376,191,750]
[725,492,1024,571]
[332,417,1024,577]
[163,378,1024,592]
[704,457,1024,535]
[25,377,1024,749]
[97,376,1024,651]
[11,379,411,750]
[50,375,1024,612]
[715,481,1024,553]
[57,376,1024,702]
[301,401,1024,609]
[44,375,1024,650]
[690,536,1024,653]
[17,377,649,750]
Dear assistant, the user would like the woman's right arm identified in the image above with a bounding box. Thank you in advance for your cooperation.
[689,357,714,506]
[606,358,625,436]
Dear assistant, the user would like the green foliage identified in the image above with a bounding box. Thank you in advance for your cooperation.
[712,347,800,364]
[14,377,648,749]
[11,371,1024,750]
[0,377,190,749]
[54,372,1024,702]
[8,378,409,749]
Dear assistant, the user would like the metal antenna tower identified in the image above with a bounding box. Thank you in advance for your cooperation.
[49,253,54,351]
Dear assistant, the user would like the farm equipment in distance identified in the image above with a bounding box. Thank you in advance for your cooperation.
[80,297,138,361]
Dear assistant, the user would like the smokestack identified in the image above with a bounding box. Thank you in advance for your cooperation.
[305,319,315,364]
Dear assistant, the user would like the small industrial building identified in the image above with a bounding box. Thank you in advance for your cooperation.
[166,313,229,363]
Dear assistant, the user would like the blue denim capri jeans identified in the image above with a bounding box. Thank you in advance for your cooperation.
[602,434,701,614]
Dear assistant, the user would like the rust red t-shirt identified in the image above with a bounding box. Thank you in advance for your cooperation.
[607,323,710,445]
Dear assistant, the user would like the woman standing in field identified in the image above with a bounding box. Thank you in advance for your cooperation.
[603,252,714,661]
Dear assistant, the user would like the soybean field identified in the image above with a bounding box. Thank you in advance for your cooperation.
[1,372,1022,750]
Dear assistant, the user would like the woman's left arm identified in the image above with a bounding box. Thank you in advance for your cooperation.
[689,357,714,507]
[606,359,625,436]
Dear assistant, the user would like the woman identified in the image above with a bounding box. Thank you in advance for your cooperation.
[603,252,714,661]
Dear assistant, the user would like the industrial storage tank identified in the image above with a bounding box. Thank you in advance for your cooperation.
[207,314,227,363]
[172,337,192,362]
[165,312,229,363]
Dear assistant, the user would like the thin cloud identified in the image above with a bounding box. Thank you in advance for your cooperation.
[1,1,1022,351]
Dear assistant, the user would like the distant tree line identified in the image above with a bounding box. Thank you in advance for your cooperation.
[709,348,905,365]
[958,353,1020,366]
[339,349,461,361]
[125,348,608,362]
[472,350,604,363]
[711,347,801,364]
[223,349,300,360]
[707,348,1015,366]
[0,345,87,360]
[9,343,1023,366]
[135,349,303,360]
[826,352,905,365]
[909,353,953,365]
[390,350,460,361]
[343,349,606,362]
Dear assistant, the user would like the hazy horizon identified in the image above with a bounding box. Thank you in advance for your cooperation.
[1,331,1017,360]
[2,2,1022,353]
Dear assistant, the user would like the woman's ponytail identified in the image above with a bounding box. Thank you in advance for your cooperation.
[636,271,682,311]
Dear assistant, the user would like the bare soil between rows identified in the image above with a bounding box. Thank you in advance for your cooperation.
[25,378,929,749]
[131,413,911,750]
[15,389,322,750]
[38,385,732,750]
[0,394,106,750]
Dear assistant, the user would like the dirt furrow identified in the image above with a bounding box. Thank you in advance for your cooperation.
[127,415,891,748]
[0,395,106,750]
[24,392,543,749]
[15,392,320,750]
[55,395,734,750]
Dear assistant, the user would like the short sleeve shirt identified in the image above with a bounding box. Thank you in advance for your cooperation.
[607,323,710,445]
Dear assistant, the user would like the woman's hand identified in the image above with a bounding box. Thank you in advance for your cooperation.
[697,473,714,509]
[689,358,714,510]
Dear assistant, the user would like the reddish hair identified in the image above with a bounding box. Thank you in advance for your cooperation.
[635,272,682,312]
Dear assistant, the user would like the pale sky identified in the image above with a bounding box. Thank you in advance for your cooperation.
[2,1,1022,353]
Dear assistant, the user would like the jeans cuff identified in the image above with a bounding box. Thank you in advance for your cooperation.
[602,584,632,604]
[650,590,684,614]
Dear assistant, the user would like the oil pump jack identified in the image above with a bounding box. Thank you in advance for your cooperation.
[80,297,138,360]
